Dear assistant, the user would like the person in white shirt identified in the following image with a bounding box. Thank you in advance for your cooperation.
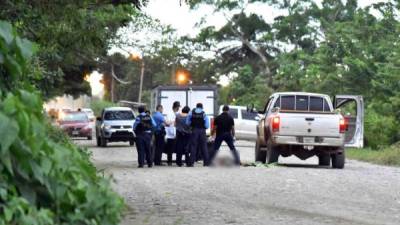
[164,101,180,166]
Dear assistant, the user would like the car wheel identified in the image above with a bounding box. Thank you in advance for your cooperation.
[255,140,266,163]
[331,149,345,169]
[129,139,135,146]
[96,137,101,147]
[100,137,107,147]
[87,136,92,140]
[318,154,331,166]
[266,140,279,164]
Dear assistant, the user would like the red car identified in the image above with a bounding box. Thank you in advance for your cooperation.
[59,111,92,140]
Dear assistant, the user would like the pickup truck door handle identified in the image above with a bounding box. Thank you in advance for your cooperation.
[305,118,315,121]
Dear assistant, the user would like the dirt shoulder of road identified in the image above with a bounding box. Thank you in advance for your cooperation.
[347,146,400,167]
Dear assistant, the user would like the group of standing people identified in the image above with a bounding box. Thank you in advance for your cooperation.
[133,101,240,168]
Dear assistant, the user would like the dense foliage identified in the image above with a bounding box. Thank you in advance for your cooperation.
[0,21,123,225]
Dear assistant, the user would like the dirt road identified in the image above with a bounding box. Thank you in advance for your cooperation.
[75,139,400,225]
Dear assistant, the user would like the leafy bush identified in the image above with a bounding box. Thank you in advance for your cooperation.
[364,107,399,149]
[0,20,123,225]
[0,90,124,225]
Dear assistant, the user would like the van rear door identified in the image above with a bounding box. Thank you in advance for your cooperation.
[334,95,364,148]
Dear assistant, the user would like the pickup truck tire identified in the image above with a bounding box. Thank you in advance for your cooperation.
[100,137,108,147]
[318,154,331,166]
[266,141,279,164]
[129,139,135,146]
[87,136,92,140]
[331,150,345,169]
[255,140,266,163]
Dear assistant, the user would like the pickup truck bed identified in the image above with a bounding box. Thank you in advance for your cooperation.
[253,92,364,169]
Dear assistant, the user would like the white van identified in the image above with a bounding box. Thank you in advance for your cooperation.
[218,105,258,141]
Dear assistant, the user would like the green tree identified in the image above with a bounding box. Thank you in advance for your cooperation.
[0,1,143,98]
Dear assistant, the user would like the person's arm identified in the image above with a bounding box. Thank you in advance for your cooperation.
[231,118,235,137]
[211,117,217,137]
[133,117,140,130]
[151,116,157,128]
[204,114,210,129]
[186,112,192,126]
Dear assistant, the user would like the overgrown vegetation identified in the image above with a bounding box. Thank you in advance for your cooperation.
[347,145,400,167]
[0,20,123,225]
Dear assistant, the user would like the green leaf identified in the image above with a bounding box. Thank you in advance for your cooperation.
[15,36,36,60]
[4,207,13,222]
[0,113,19,152]
[0,21,14,45]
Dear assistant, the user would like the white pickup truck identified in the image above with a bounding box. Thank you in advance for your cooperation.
[252,92,364,169]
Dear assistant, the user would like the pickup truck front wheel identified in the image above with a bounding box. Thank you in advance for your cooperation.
[266,140,279,164]
[255,140,266,163]
[331,149,345,169]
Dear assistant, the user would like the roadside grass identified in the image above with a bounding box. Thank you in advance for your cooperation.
[347,145,400,167]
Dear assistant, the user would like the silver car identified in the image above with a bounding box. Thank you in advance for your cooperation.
[95,107,136,147]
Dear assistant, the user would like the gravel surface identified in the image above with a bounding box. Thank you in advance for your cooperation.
[75,139,400,225]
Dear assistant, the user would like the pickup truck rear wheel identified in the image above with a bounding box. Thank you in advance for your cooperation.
[255,140,266,163]
[266,141,279,164]
[318,154,331,166]
[331,150,345,169]
[129,139,135,146]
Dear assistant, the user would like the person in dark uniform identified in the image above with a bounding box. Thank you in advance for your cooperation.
[152,105,166,166]
[210,105,240,166]
[175,106,191,167]
[133,106,156,168]
[186,103,210,166]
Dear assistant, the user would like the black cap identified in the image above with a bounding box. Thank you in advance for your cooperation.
[196,103,203,109]
[222,105,229,112]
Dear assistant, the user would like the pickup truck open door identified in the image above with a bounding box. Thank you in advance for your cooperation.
[334,95,364,148]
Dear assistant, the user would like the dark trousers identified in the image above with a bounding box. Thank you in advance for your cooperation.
[210,132,240,165]
[154,132,165,165]
[176,132,190,166]
[136,133,153,167]
[189,128,209,166]
[165,138,176,165]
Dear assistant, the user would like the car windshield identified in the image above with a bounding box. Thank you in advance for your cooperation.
[62,113,88,122]
[104,110,134,120]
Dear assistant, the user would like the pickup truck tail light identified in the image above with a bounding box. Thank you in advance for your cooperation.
[339,118,348,133]
[272,116,280,132]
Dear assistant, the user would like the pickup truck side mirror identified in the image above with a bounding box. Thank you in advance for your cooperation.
[254,116,261,121]
[96,117,102,122]
[271,107,280,113]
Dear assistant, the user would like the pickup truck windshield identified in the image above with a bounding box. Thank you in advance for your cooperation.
[274,95,331,112]
[104,111,134,120]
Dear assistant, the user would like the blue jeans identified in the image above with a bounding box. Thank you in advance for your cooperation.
[210,132,240,165]
[136,133,153,167]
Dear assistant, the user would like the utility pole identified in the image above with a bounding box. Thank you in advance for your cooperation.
[138,60,145,103]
